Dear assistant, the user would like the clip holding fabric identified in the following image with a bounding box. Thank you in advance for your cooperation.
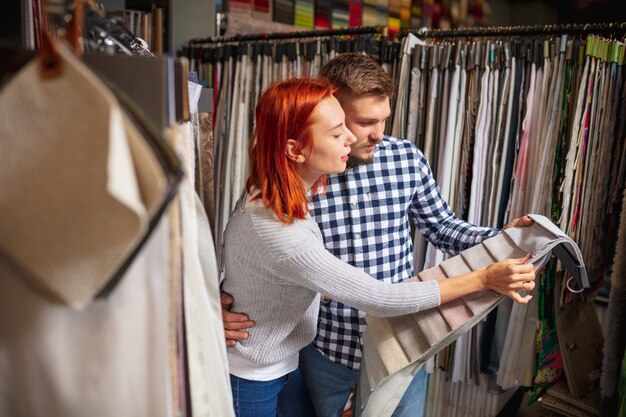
[566,275,585,294]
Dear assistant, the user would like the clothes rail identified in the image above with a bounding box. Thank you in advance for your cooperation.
[407,22,626,38]
[189,26,384,46]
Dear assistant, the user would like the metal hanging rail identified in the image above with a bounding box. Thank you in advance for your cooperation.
[189,26,384,45]
[406,22,626,39]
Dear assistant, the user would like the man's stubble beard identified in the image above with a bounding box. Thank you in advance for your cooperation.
[347,154,374,168]
[346,140,378,168]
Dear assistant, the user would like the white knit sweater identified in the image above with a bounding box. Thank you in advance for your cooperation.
[222,198,441,368]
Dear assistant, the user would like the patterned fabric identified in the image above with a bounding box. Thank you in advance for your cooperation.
[309,135,498,370]
[530,56,573,402]
[530,261,563,403]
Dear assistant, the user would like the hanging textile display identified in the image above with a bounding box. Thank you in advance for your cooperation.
[386,24,626,417]
[186,22,625,417]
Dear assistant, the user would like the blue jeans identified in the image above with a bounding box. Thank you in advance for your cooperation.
[230,368,316,417]
[299,344,427,417]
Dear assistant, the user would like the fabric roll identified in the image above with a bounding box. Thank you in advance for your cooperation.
[448,54,468,212]
[509,61,537,220]
[391,33,420,138]
[485,59,511,226]
[416,45,429,150]
[525,54,548,214]
[435,47,452,179]
[532,40,565,217]
[496,54,523,228]
[438,58,461,202]
[423,47,439,164]
[458,44,481,220]
[468,56,491,224]
[213,52,233,261]
[560,55,590,232]
[483,49,501,224]
[407,62,421,143]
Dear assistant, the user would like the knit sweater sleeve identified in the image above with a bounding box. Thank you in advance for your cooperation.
[274,242,441,317]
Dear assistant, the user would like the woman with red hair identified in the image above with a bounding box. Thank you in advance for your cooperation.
[222,78,534,417]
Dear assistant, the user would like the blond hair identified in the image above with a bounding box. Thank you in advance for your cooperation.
[320,53,396,97]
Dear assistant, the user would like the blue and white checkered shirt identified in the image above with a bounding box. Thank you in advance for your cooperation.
[309,136,498,370]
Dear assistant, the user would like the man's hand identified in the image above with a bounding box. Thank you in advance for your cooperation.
[503,215,534,230]
[221,291,255,347]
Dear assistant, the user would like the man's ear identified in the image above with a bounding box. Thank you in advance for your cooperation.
[286,139,305,163]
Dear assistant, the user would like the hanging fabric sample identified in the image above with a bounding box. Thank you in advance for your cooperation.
[169,81,235,417]
[199,106,217,230]
[385,26,626,417]
[0,43,180,310]
[358,214,589,417]
[0,42,176,416]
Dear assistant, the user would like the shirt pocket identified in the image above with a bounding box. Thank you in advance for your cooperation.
[367,183,404,222]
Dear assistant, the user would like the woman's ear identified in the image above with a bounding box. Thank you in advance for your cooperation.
[286,139,305,163]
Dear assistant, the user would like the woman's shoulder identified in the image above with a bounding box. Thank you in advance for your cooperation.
[226,201,321,252]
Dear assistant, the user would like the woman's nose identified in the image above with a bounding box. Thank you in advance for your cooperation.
[346,129,357,145]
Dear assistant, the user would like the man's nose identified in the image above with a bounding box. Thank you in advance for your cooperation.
[370,123,385,142]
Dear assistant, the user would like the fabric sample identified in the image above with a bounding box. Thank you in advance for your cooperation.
[0,44,173,310]
[359,214,588,417]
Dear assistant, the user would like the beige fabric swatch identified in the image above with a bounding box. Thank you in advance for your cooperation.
[0,45,151,310]
[367,315,411,378]
[419,265,473,331]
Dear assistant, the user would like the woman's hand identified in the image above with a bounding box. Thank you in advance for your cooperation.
[480,255,536,304]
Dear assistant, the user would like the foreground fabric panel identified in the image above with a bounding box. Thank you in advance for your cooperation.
[0,45,178,310]
[170,114,235,417]
[0,219,172,417]
[358,214,588,417]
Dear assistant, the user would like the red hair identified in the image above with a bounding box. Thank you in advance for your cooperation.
[246,78,336,223]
